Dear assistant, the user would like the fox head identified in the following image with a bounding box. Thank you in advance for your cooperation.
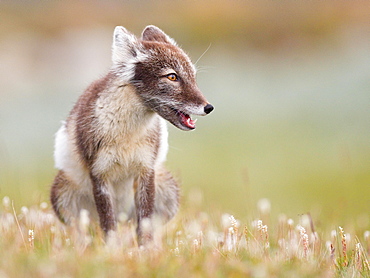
[111,25,213,131]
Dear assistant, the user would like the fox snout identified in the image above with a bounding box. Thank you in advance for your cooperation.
[204,103,214,114]
[172,101,213,131]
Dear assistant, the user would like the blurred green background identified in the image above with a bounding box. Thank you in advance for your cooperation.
[0,1,369,226]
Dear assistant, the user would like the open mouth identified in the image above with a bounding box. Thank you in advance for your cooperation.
[174,109,197,129]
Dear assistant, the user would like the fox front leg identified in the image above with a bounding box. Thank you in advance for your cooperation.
[135,169,155,245]
[90,174,117,234]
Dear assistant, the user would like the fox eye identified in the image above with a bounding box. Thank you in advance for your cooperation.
[166,73,178,81]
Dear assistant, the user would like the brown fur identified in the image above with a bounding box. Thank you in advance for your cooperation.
[71,73,114,167]
[50,170,68,223]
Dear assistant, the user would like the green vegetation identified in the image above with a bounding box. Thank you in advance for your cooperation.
[0,196,369,277]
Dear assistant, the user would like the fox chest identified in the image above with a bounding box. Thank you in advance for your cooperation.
[92,134,158,181]
[91,91,163,182]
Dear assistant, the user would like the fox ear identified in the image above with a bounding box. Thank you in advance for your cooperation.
[141,25,177,46]
[112,26,139,64]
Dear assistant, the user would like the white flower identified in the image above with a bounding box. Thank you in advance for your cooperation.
[257,198,271,215]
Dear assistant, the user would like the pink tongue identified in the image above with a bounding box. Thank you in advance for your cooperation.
[180,112,196,129]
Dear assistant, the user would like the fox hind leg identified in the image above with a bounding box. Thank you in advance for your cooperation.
[50,170,97,225]
[154,166,180,224]
[50,170,70,223]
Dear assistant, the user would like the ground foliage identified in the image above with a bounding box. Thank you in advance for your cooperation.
[0,197,369,278]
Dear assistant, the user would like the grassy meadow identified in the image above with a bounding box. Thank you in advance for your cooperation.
[0,196,369,277]
[1,1,369,277]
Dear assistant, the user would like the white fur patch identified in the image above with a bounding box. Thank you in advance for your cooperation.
[54,122,91,191]
[54,122,68,171]
[186,105,208,116]
[155,118,169,168]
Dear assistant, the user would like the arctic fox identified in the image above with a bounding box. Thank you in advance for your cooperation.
[50,25,213,244]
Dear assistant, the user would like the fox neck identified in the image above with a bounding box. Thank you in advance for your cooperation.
[95,82,157,137]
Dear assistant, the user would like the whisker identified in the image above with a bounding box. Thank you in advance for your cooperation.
[194,43,212,66]
[196,66,215,74]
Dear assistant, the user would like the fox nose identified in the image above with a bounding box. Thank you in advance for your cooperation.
[204,104,214,114]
